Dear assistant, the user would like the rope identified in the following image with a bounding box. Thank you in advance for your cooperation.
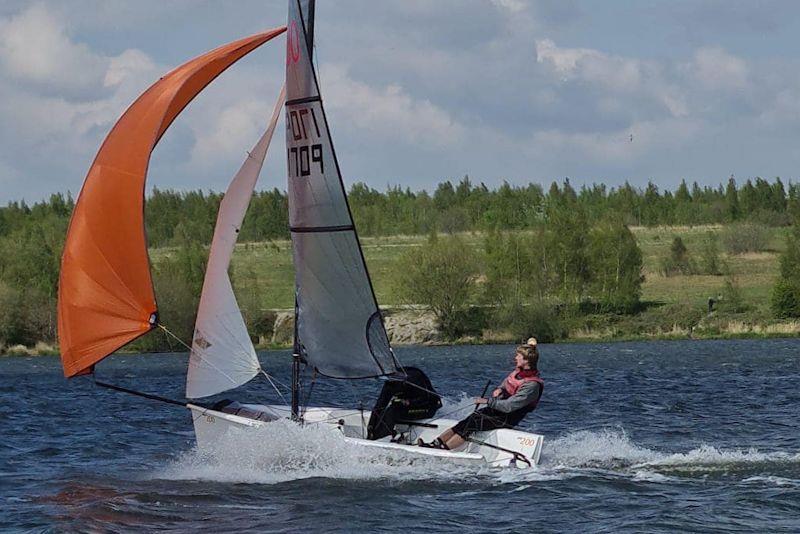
[301,369,318,418]
[158,324,193,352]
[260,369,289,407]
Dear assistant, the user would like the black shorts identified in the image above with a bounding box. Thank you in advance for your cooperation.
[451,407,525,438]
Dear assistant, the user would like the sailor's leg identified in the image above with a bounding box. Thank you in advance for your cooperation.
[418,427,455,448]
[438,428,455,442]
[443,433,466,450]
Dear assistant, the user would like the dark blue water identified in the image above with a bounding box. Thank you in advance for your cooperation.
[2,339,800,532]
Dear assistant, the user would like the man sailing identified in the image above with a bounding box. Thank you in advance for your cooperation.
[419,338,544,450]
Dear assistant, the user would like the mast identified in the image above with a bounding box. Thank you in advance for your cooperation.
[291,294,302,421]
[291,0,315,421]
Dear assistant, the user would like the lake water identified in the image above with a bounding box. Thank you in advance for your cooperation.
[2,339,799,532]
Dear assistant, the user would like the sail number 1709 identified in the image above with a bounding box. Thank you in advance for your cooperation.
[287,108,324,178]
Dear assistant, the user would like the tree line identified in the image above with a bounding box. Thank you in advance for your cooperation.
[2,176,798,246]
[2,175,800,348]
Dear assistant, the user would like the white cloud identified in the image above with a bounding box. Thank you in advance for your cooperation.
[536,38,596,75]
[0,1,799,202]
[320,63,466,149]
[688,46,748,91]
[104,49,156,88]
[490,0,528,14]
[0,3,107,96]
[534,38,699,121]
[189,99,272,167]
[535,38,642,91]
[0,3,163,200]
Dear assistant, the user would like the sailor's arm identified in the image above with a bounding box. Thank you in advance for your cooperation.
[492,376,511,398]
[486,382,541,413]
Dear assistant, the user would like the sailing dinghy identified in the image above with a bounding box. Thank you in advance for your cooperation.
[57,1,544,469]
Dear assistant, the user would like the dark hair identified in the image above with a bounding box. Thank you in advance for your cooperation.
[515,337,539,369]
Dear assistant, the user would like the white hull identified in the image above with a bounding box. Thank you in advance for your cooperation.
[188,403,543,468]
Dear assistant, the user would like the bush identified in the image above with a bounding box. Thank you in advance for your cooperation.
[132,241,207,352]
[771,279,800,318]
[587,220,643,312]
[482,228,550,306]
[698,232,723,275]
[392,233,480,339]
[248,310,277,344]
[447,306,489,338]
[771,222,800,318]
[0,284,54,346]
[720,222,770,255]
[659,236,694,276]
[718,273,748,313]
[491,302,564,343]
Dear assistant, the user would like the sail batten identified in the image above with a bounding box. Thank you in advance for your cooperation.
[186,86,286,399]
[286,0,399,379]
[58,28,286,378]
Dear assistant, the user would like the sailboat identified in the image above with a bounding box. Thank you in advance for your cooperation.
[58,1,544,469]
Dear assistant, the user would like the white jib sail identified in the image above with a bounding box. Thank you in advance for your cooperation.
[186,86,285,399]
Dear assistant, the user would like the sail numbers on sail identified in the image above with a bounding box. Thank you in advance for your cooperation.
[287,107,323,178]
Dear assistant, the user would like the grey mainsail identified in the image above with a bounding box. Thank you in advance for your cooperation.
[285,0,399,378]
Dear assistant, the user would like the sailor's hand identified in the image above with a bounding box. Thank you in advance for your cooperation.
[491,388,503,398]
[474,397,488,405]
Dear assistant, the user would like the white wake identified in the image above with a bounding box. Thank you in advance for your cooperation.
[154,423,800,486]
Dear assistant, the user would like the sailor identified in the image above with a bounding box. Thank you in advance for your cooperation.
[419,337,543,450]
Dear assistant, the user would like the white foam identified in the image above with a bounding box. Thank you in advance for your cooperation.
[742,475,799,487]
[543,428,660,468]
[632,470,672,483]
[156,419,476,485]
[636,445,800,470]
[154,424,800,486]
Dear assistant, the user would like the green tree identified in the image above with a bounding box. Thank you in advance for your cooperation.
[771,222,800,318]
[587,220,643,312]
[698,232,723,275]
[725,176,740,222]
[392,233,479,339]
[545,183,590,303]
[134,238,207,351]
[660,236,693,276]
[719,272,747,313]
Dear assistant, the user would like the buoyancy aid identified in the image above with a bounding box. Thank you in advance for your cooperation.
[502,369,544,408]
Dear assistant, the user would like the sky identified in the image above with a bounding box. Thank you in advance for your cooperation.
[2,0,800,203]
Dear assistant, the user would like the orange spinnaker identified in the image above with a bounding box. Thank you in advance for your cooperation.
[58,27,286,378]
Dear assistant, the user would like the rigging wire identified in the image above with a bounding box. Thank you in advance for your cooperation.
[260,369,290,407]
[158,323,192,352]
[300,368,318,418]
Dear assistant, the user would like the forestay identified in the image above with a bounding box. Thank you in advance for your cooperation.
[187,87,286,399]
[285,0,399,378]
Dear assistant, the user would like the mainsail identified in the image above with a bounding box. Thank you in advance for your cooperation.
[186,86,286,399]
[58,28,286,378]
[286,0,399,378]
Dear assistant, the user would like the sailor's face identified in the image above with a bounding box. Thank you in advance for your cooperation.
[514,352,526,368]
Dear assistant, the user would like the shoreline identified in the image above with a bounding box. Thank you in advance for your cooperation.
[4,320,798,357]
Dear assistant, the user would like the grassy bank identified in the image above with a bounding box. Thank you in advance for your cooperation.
[149,224,793,346]
[4,224,794,356]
